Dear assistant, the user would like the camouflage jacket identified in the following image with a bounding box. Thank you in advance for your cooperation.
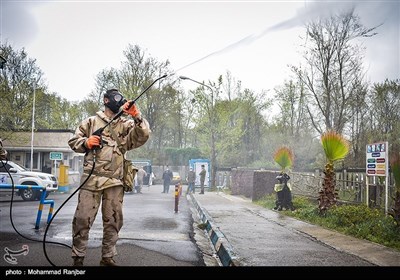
[0,139,7,160]
[68,111,150,191]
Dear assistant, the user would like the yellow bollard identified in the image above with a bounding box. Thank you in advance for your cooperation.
[58,163,70,193]
[174,183,181,213]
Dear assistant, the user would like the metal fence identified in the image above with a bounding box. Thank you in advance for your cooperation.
[289,169,396,209]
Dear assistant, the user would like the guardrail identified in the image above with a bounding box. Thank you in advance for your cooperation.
[289,171,395,208]
[0,184,55,229]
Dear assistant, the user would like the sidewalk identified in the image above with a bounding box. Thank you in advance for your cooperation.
[189,191,400,267]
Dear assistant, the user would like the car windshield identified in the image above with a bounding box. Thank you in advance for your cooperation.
[11,162,27,172]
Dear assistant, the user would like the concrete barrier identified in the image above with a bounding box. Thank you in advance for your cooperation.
[189,193,240,266]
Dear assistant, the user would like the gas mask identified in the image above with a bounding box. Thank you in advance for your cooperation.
[104,89,127,113]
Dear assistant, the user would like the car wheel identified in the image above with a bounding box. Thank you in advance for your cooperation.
[20,188,36,201]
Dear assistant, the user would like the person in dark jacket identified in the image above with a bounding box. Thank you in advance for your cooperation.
[162,166,173,193]
[199,165,206,194]
[273,172,295,211]
[186,167,196,194]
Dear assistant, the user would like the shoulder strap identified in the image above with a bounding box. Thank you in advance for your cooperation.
[94,114,126,154]
[108,125,126,155]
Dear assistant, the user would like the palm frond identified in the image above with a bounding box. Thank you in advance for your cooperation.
[273,146,294,171]
[321,130,349,163]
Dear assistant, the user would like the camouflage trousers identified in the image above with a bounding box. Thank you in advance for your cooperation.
[71,186,124,258]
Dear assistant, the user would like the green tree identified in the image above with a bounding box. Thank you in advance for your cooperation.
[0,43,84,135]
[272,79,321,170]
[346,81,369,167]
[0,43,44,135]
[390,147,400,226]
[367,79,400,148]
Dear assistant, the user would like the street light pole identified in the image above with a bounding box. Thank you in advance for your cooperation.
[179,76,212,90]
[30,78,40,171]
[30,84,36,171]
[180,76,217,190]
[179,76,214,111]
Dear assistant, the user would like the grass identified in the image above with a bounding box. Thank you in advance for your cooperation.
[254,194,400,251]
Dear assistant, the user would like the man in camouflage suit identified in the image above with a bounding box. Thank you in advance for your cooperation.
[68,89,150,266]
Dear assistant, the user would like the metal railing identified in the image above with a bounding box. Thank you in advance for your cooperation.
[0,184,55,229]
[289,170,395,209]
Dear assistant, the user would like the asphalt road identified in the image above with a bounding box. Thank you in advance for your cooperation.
[0,184,208,270]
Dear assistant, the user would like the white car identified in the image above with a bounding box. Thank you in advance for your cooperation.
[0,161,58,201]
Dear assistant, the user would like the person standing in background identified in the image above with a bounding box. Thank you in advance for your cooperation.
[186,167,196,194]
[149,171,155,187]
[136,166,147,194]
[162,166,173,193]
[199,165,206,194]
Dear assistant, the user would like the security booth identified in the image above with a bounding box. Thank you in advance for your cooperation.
[189,159,211,189]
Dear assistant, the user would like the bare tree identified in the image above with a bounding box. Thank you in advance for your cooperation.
[292,8,378,135]
[274,79,310,138]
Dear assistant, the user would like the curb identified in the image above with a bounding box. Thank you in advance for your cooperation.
[189,193,240,266]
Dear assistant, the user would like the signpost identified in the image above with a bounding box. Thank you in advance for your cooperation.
[50,152,63,160]
[50,152,63,178]
[365,142,389,213]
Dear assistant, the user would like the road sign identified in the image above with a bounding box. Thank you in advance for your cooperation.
[50,152,63,160]
[366,142,388,177]
[365,141,389,214]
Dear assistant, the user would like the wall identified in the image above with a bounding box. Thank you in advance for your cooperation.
[232,169,281,201]
[231,169,254,198]
[253,170,280,200]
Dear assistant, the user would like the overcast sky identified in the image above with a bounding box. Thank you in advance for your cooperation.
[1,0,399,102]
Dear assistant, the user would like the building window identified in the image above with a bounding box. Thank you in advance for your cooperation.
[25,152,39,170]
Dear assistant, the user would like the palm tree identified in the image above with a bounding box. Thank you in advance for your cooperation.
[389,151,400,226]
[318,130,350,215]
